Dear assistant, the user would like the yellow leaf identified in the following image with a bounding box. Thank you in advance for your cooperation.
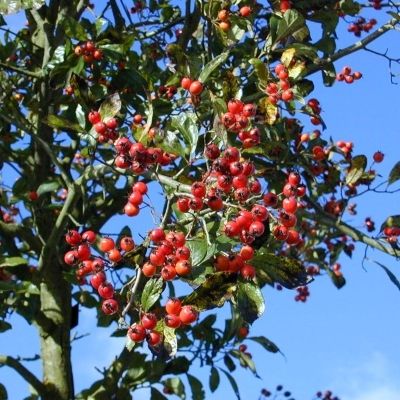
[281,48,296,68]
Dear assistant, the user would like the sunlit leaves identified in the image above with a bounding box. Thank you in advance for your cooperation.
[99,93,122,120]
[0,0,44,14]
[346,155,367,185]
[198,51,229,84]
[141,277,164,312]
[388,161,400,185]
[236,281,265,324]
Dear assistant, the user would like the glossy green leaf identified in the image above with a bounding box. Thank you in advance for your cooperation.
[171,113,199,157]
[249,58,269,85]
[209,367,220,392]
[248,336,280,354]
[346,155,367,185]
[37,181,60,196]
[0,256,28,268]
[187,374,205,400]
[141,277,164,312]
[42,115,82,132]
[236,281,265,324]
[60,16,88,40]
[251,252,307,288]
[220,369,241,399]
[183,272,238,311]
[186,239,209,267]
[98,93,122,120]
[275,10,305,44]
[388,161,400,185]
[199,51,229,83]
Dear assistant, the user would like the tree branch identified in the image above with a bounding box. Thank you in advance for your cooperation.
[0,62,43,78]
[0,355,47,396]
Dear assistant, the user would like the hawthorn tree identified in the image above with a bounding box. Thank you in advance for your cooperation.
[0,0,399,399]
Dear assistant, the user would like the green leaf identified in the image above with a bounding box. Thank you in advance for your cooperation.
[42,115,82,132]
[223,354,236,372]
[163,324,178,357]
[0,383,7,400]
[380,215,400,232]
[370,259,400,291]
[162,377,185,399]
[220,369,241,399]
[156,130,186,158]
[60,16,88,40]
[275,10,305,44]
[321,62,336,87]
[0,256,28,268]
[150,388,168,400]
[346,155,367,185]
[248,336,280,354]
[141,277,164,312]
[251,252,307,288]
[236,281,265,324]
[339,0,361,15]
[37,181,60,197]
[98,93,122,120]
[187,374,205,400]
[73,291,98,308]
[46,46,65,70]
[230,349,259,376]
[209,367,220,392]
[170,113,199,157]
[75,104,86,128]
[0,320,12,332]
[186,239,209,267]
[249,58,269,85]
[125,335,136,352]
[388,161,400,185]
[0,0,44,14]
[199,51,229,84]
[183,272,238,311]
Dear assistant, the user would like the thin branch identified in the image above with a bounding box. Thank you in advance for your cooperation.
[0,355,46,396]
[0,62,43,78]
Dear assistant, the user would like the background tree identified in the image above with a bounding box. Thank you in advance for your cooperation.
[0,0,399,399]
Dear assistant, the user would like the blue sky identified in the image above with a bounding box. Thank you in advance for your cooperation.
[1,2,400,400]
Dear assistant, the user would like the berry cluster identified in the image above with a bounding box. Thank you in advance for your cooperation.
[74,41,103,63]
[336,66,362,83]
[164,298,198,328]
[266,63,294,104]
[316,390,341,400]
[216,6,252,32]
[214,245,256,279]
[294,285,310,302]
[369,0,382,10]
[88,111,119,143]
[348,17,377,36]
[181,77,204,96]
[63,230,137,315]
[142,229,192,280]
[336,140,354,155]
[221,99,258,148]
[307,98,322,126]
[128,313,161,346]
[364,217,375,232]
[123,181,148,218]
[158,84,177,99]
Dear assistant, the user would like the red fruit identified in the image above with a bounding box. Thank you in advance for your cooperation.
[77,244,91,260]
[175,246,191,260]
[102,299,119,315]
[240,264,256,280]
[124,202,140,216]
[263,192,278,207]
[93,49,103,60]
[189,80,203,96]
[249,221,265,237]
[173,232,186,247]
[65,230,82,246]
[181,77,192,90]
[204,143,221,160]
[150,228,165,243]
[282,197,298,213]
[161,264,177,281]
[283,183,297,197]
[353,71,362,80]
[98,282,114,299]
[158,240,174,256]
[237,326,249,339]
[179,305,198,325]
[104,117,117,129]
[217,175,232,191]
[273,225,289,240]
[279,211,297,228]
[281,89,294,102]
[88,111,101,125]
[142,262,157,277]
[373,151,384,163]
[128,190,143,206]
[296,184,306,197]
[28,191,39,201]
[85,40,95,52]
[228,254,244,273]
[208,195,223,211]
[82,230,96,244]
[81,260,93,274]
[251,205,269,221]
[133,114,143,124]
[133,181,148,194]
[191,182,206,198]
[165,298,182,315]
[229,161,243,176]
[228,99,244,115]
[141,313,158,330]
[234,187,250,202]
[150,250,166,267]
[189,197,203,211]
[91,258,105,272]
[120,236,135,252]
[175,260,191,276]
[218,9,230,21]
[99,237,115,252]
[239,5,251,17]
[128,323,146,342]
[215,254,230,271]
[177,197,190,212]
[232,174,248,189]
[249,180,262,194]
[147,330,162,346]
[94,122,107,134]
[224,221,240,237]
[288,172,301,186]
[164,314,181,329]
[286,229,300,245]
[64,250,78,266]
[108,248,122,263]
[90,271,106,289]
[240,245,255,261]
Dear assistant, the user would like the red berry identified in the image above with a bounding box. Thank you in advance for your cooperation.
[181,77,192,90]
[102,299,119,315]
[282,197,298,213]
[240,264,256,280]
[249,221,265,237]
[175,260,191,276]
[77,244,91,261]
[263,192,278,207]
[142,262,157,277]
[191,182,206,198]
[179,305,198,325]
[165,298,182,315]
[90,271,106,289]
[161,264,177,281]
[133,181,148,194]
[240,245,255,261]
[128,190,143,206]
[124,203,140,216]
[128,323,146,342]
[228,99,244,115]
[141,313,158,330]
[177,197,190,212]
[64,250,78,266]
[239,5,252,17]
[147,330,162,346]
[88,111,101,125]
[98,282,114,299]
[189,80,203,96]
[94,122,107,134]
[65,230,82,246]
[189,197,203,211]
[150,228,165,243]
[373,151,384,163]
[81,230,96,244]
[99,237,115,252]
[108,248,122,263]
[164,314,181,329]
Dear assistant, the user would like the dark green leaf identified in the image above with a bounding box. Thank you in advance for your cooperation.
[99,93,122,120]
[251,252,307,288]
[164,356,190,375]
[0,320,12,332]
[346,155,367,185]
[209,367,220,392]
[42,115,82,132]
[220,369,241,399]
[199,51,229,84]
[141,277,164,312]
[388,161,400,185]
[370,259,400,291]
[0,383,7,400]
[183,272,237,311]
[187,374,205,400]
[60,16,88,40]
[276,10,305,44]
[0,256,28,268]
[162,377,185,399]
[37,181,60,197]
[321,62,336,87]
[248,336,280,354]
[186,239,208,267]
[223,354,236,372]
[151,388,168,400]
[236,282,265,324]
